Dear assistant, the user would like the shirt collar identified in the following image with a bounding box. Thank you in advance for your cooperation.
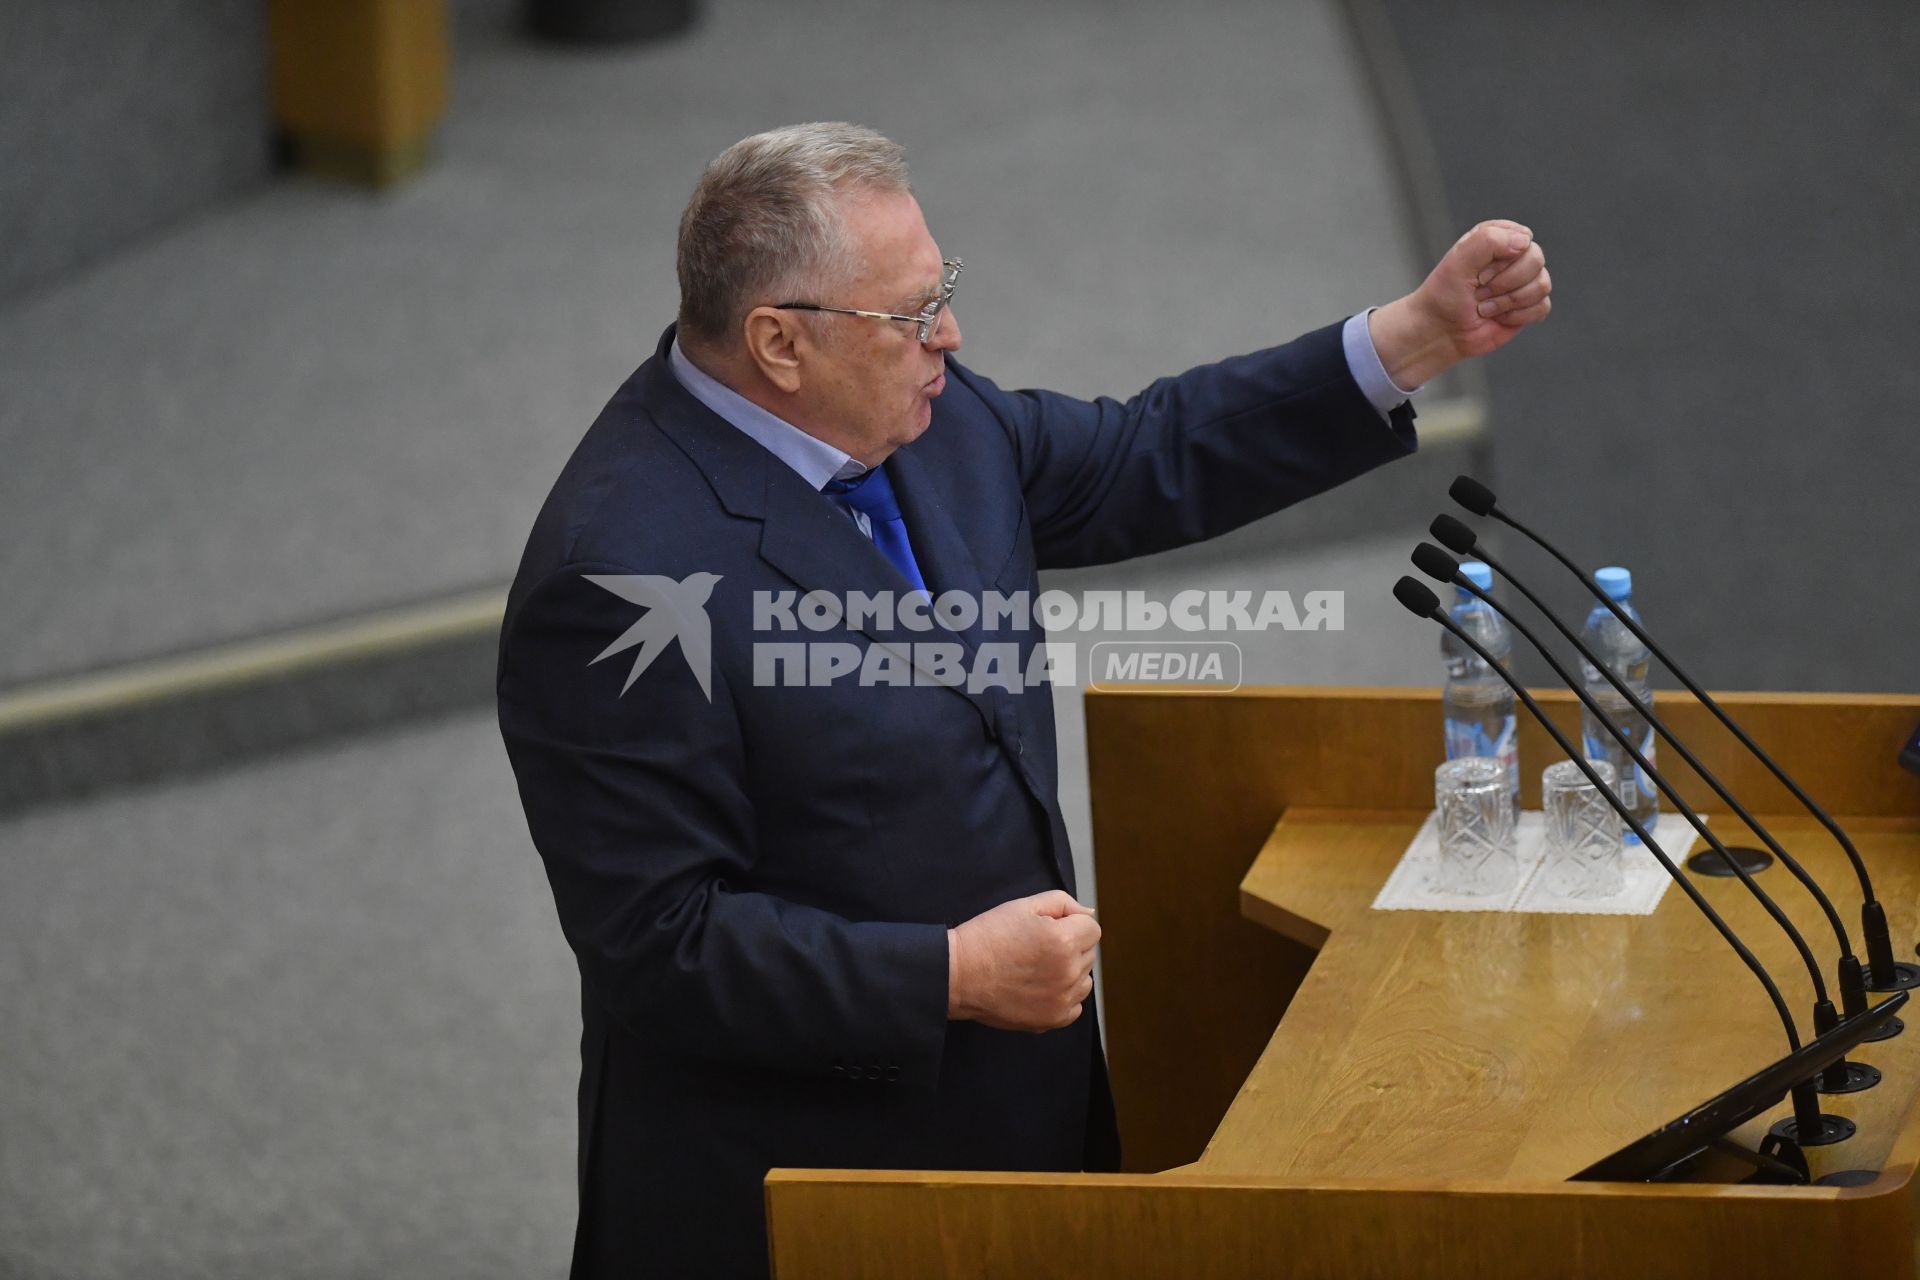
[669,338,868,490]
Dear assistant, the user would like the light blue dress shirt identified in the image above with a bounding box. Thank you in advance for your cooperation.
[669,340,870,491]
[669,313,1416,520]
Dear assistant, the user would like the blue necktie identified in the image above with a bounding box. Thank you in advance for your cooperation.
[823,467,927,594]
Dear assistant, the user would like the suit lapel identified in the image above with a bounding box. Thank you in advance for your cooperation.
[890,440,1067,886]
[883,444,992,654]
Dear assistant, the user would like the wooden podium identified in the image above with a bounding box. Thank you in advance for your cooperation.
[766,687,1920,1278]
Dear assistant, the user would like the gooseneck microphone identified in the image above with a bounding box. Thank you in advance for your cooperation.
[1447,474,1912,995]
[1391,576,1845,1145]
[1413,542,1873,1094]
[1425,516,1876,1031]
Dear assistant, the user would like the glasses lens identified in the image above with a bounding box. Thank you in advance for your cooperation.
[918,260,961,342]
[917,299,945,343]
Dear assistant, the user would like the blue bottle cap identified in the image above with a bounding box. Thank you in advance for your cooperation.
[1594,566,1632,600]
[1459,561,1493,592]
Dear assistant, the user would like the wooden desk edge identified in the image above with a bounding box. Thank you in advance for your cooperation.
[1237,881,1329,950]
[764,1165,1920,1278]
[765,1164,1915,1201]
[1236,805,1421,947]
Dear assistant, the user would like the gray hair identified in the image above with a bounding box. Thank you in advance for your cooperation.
[675,123,912,349]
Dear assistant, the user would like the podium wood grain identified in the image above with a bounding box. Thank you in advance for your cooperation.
[1221,809,1920,1186]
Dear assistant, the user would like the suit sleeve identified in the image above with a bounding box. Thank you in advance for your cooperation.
[950,319,1417,570]
[497,563,950,1088]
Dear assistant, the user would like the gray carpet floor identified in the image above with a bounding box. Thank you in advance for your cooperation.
[1,712,579,1277]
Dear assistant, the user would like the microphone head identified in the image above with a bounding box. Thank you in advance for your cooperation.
[1450,475,1498,516]
[1392,576,1441,618]
[1412,542,1461,585]
[1430,513,1478,555]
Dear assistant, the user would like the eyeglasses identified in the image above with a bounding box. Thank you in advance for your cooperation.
[775,258,963,344]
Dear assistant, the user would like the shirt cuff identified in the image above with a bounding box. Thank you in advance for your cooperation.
[1342,309,1421,420]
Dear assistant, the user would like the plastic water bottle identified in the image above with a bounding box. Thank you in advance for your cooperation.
[1580,566,1659,839]
[1441,561,1519,797]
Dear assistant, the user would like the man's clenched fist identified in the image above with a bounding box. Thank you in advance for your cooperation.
[1366,218,1552,392]
[947,891,1100,1032]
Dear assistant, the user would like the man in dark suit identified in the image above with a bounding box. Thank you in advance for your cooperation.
[497,123,1550,1278]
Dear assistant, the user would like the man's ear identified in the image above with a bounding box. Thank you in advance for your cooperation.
[742,307,805,394]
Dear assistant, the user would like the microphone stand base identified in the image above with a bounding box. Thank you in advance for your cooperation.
[1816,1060,1881,1094]
[1872,959,1920,992]
[1864,1014,1905,1043]
[1686,844,1773,876]
[1770,1112,1855,1147]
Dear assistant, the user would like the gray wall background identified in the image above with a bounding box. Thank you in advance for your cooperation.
[1380,0,1920,693]
[0,1,270,302]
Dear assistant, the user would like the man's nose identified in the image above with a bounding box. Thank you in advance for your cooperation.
[927,306,962,353]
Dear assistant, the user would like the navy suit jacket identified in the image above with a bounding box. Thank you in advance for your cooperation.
[496,322,1415,1278]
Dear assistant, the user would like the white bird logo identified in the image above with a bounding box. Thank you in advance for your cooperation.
[583,572,722,700]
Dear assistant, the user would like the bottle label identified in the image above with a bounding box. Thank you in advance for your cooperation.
[1634,724,1658,802]
[1581,713,1659,844]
